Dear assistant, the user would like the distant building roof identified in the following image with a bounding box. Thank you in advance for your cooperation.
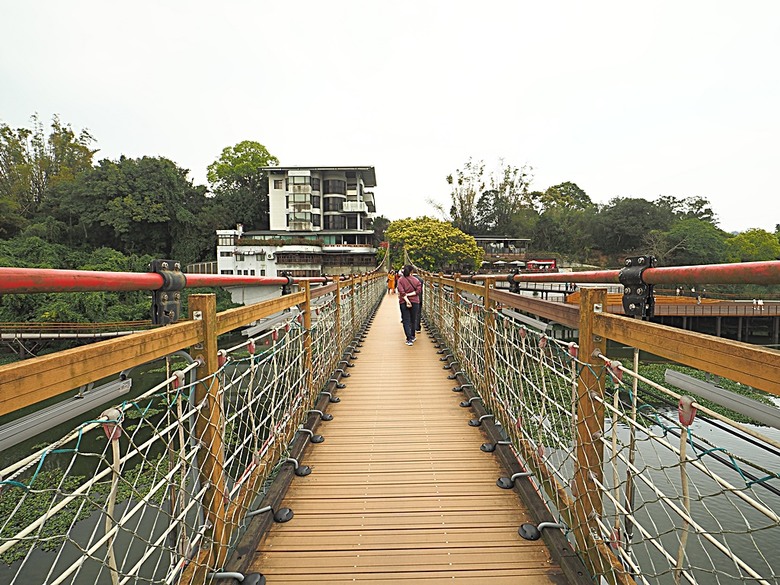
[261,166,377,188]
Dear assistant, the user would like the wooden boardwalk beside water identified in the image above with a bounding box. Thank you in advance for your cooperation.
[248,296,567,583]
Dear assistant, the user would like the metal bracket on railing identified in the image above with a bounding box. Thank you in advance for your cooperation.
[286,457,312,476]
[443,360,458,371]
[460,396,482,407]
[246,504,294,523]
[320,390,340,403]
[497,471,533,489]
[333,367,350,378]
[149,259,185,325]
[619,255,656,317]
[469,414,494,427]
[452,383,473,393]
[296,427,324,443]
[518,521,566,541]
[447,370,464,380]
[481,440,510,453]
[338,359,355,368]
[280,272,294,296]
[207,572,265,585]
[308,409,333,421]
[507,269,520,294]
[328,378,347,389]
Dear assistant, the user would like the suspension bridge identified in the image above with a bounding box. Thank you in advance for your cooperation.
[1,259,779,584]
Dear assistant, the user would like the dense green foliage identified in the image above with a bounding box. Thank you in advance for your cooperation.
[0,116,263,324]
[440,158,780,268]
[206,140,278,231]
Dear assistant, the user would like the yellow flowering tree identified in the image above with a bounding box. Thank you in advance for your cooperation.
[385,216,483,272]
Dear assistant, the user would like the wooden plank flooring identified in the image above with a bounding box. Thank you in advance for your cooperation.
[249,295,567,584]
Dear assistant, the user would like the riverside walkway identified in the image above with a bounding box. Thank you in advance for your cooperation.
[248,296,567,584]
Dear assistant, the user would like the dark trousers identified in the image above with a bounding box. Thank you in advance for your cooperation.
[400,303,419,342]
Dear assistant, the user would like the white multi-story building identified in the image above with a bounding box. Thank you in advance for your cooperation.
[214,166,379,305]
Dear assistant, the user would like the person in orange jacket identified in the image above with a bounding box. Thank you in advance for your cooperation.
[387,270,396,295]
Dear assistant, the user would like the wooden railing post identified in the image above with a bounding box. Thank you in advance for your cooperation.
[187,294,228,579]
[574,287,609,576]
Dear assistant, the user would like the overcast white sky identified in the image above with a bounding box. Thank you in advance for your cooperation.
[2,1,778,234]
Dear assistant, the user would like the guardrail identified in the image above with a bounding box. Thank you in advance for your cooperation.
[422,269,780,585]
[0,273,386,585]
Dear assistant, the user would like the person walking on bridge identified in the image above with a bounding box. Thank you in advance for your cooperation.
[397,265,422,346]
[387,270,396,295]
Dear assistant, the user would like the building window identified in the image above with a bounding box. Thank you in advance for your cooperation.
[323,179,346,195]
[325,216,346,230]
[273,179,284,190]
[312,214,321,227]
[289,192,310,204]
[346,215,358,229]
[250,269,255,275]
[220,251,232,257]
[311,195,321,208]
[311,177,321,191]
[261,269,266,276]
[235,253,244,261]
[324,197,342,212]
[287,212,312,223]
[220,270,234,275]
[286,175,310,189]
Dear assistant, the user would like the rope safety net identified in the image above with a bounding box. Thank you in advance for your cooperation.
[426,277,780,585]
[0,276,385,585]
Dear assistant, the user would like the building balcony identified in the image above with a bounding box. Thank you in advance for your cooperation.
[342,201,367,213]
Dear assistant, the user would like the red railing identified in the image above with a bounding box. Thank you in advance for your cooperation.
[0,267,331,294]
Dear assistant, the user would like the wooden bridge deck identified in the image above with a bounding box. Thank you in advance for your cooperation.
[248,296,567,584]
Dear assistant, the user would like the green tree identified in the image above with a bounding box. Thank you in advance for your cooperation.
[593,197,676,257]
[369,214,390,248]
[532,206,597,260]
[725,228,780,262]
[206,140,279,231]
[0,115,95,223]
[434,158,532,236]
[655,195,717,224]
[535,181,593,212]
[55,156,210,262]
[385,217,483,272]
[647,218,729,266]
